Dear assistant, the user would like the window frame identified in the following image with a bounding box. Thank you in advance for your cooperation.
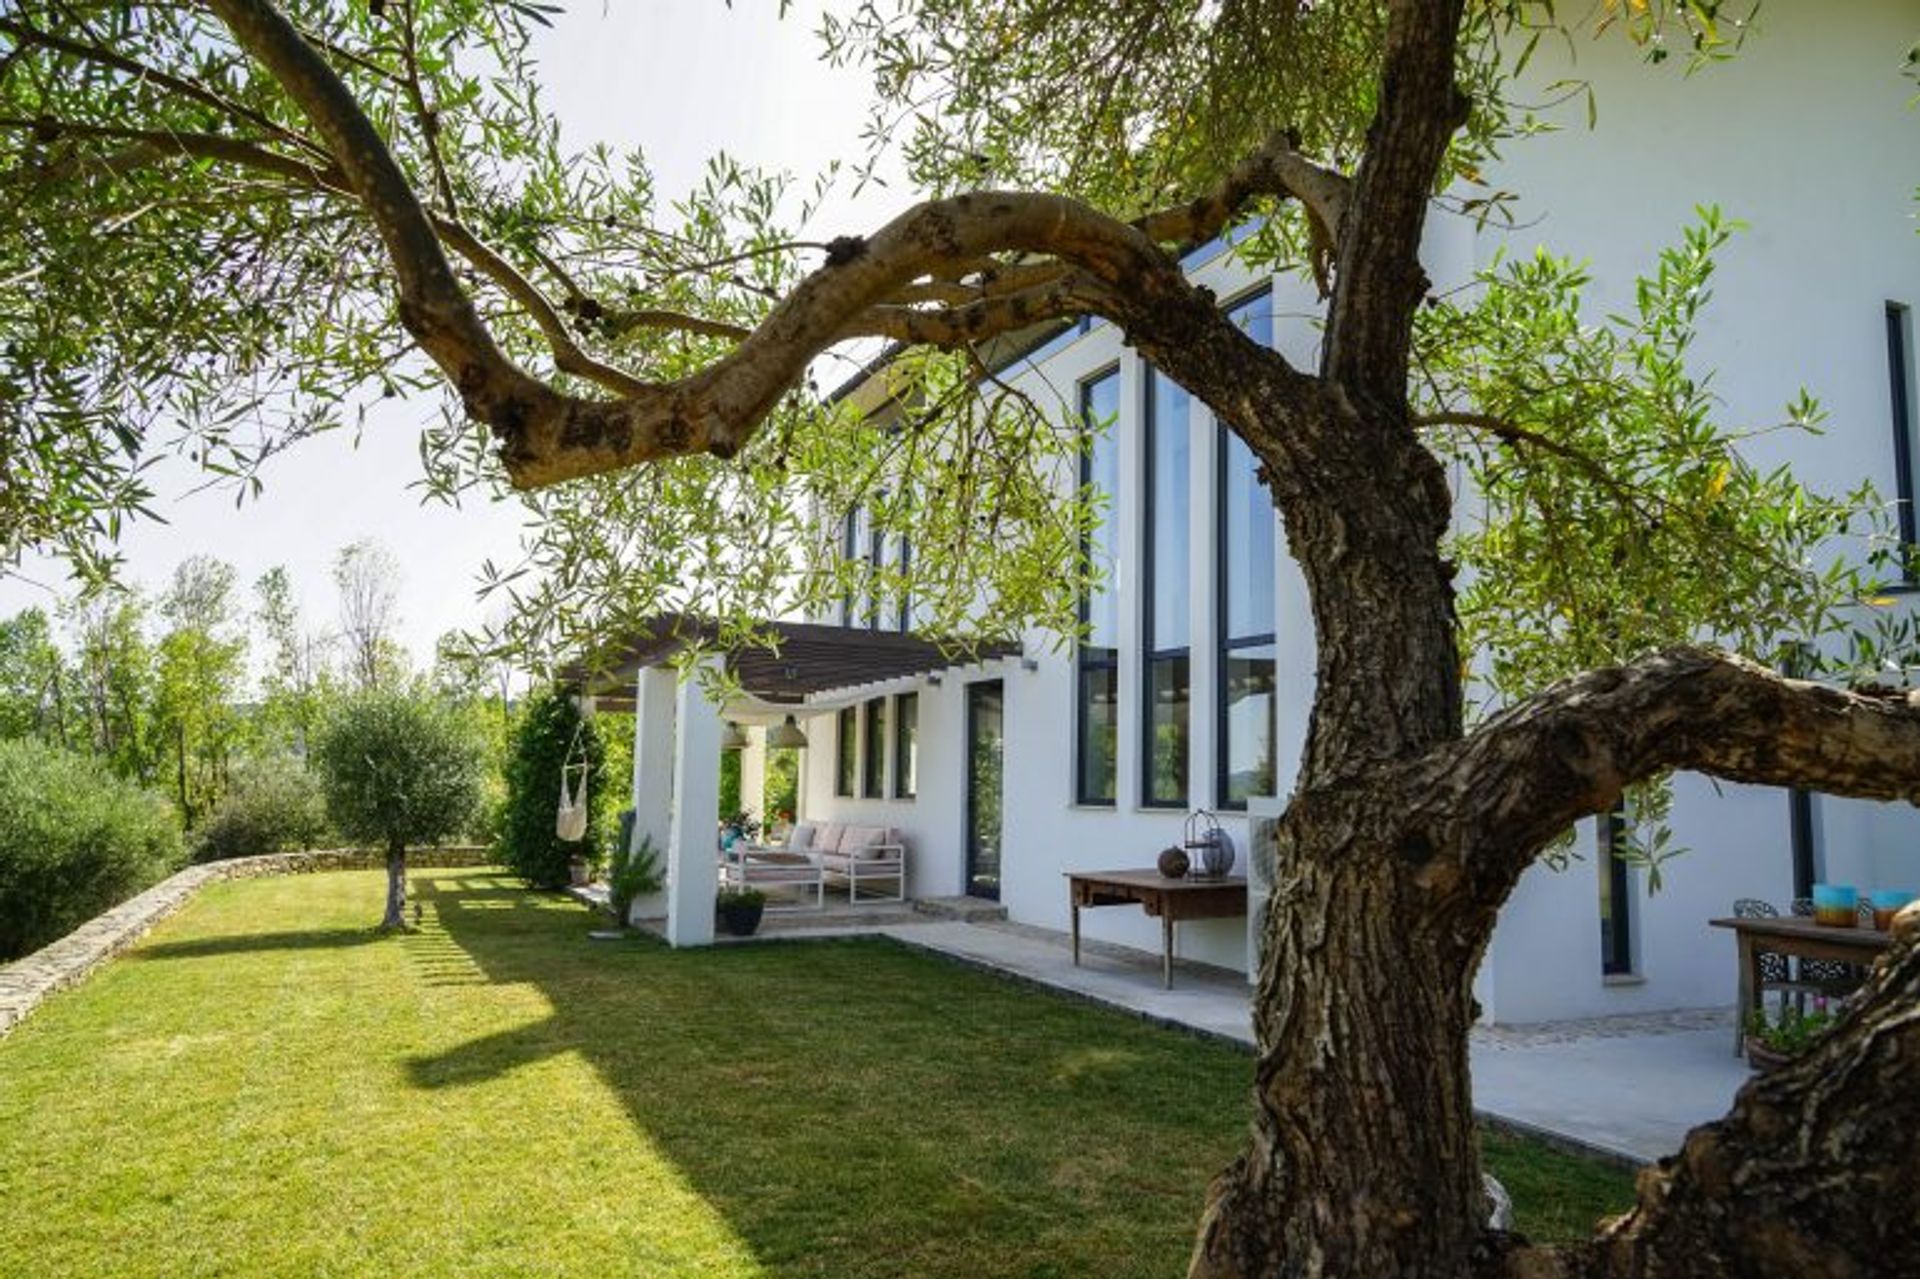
[1598,807,1635,977]
[834,705,857,798]
[1885,302,1917,579]
[1074,364,1122,807]
[1214,286,1278,811]
[893,692,918,799]
[861,697,888,798]
[1140,363,1190,809]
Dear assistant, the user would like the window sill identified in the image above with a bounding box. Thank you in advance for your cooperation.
[1602,972,1645,987]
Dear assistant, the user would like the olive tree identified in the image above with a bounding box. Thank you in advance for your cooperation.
[6,2,1920,1275]
[316,687,484,930]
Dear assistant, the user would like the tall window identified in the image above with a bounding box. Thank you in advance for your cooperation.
[1598,806,1635,976]
[1886,302,1917,578]
[894,692,918,798]
[1142,364,1190,807]
[1075,368,1121,805]
[838,507,860,626]
[897,534,914,632]
[867,500,887,631]
[862,697,888,797]
[835,706,857,797]
[1217,290,1277,809]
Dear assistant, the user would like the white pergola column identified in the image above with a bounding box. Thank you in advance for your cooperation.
[630,666,677,855]
[739,724,767,825]
[664,661,722,947]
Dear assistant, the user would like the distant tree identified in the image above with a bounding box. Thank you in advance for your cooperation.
[316,686,485,930]
[254,565,335,755]
[153,556,247,826]
[65,591,156,782]
[332,539,406,689]
[0,607,71,746]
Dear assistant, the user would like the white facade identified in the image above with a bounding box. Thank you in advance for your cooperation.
[648,2,1920,1023]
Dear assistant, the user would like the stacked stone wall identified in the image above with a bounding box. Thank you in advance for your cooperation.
[0,846,491,1038]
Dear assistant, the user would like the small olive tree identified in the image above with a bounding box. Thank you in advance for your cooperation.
[316,687,486,930]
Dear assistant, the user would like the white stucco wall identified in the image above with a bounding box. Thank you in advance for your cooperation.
[791,1,1920,1018]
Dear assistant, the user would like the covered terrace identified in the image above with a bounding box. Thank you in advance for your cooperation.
[567,614,1019,946]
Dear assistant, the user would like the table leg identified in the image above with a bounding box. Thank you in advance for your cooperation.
[1163,915,1174,990]
[1071,902,1081,968]
[1734,934,1755,1056]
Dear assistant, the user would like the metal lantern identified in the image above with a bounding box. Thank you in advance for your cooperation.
[1183,809,1237,879]
[767,714,809,749]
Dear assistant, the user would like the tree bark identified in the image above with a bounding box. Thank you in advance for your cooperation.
[1191,797,1491,1279]
[381,840,408,931]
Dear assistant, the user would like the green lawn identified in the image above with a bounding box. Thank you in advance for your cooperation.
[0,869,1633,1277]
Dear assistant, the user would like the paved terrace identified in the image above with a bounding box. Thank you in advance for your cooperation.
[574,885,1749,1168]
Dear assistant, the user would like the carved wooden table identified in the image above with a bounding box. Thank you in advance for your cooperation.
[1709,914,1891,1053]
[1067,870,1248,989]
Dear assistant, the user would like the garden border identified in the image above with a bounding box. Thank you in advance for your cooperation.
[0,846,489,1039]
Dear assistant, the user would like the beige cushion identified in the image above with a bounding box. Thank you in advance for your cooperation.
[815,822,846,853]
[842,826,895,860]
[788,822,818,851]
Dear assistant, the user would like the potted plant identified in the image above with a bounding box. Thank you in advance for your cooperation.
[1745,1002,1836,1072]
[718,809,762,851]
[607,829,665,928]
[715,886,767,937]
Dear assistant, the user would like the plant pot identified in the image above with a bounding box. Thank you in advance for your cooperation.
[1745,1037,1794,1073]
[716,898,765,937]
[626,889,668,924]
[567,858,592,887]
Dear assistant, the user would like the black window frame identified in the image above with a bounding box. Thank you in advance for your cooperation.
[1886,302,1917,580]
[893,691,918,799]
[834,705,857,797]
[1074,365,1121,807]
[1140,362,1190,809]
[838,507,860,627]
[1599,806,1635,977]
[896,533,913,633]
[1215,287,1277,811]
[861,697,887,798]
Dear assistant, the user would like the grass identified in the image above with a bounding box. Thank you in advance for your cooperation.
[0,869,1634,1277]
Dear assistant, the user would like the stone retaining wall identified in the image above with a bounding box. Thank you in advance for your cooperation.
[0,846,490,1040]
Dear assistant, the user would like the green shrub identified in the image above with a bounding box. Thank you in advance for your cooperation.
[496,686,606,889]
[0,737,184,960]
[192,754,331,862]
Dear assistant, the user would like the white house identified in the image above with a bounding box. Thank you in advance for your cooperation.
[594,1,1920,1023]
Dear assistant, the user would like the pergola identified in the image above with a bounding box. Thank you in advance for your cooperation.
[565,614,1019,945]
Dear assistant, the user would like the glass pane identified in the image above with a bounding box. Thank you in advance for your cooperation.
[862,698,887,797]
[1222,430,1276,640]
[1221,645,1276,807]
[1081,371,1121,650]
[1227,290,1273,347]
[1146,366,1190,650]
[1075,656,1117,804]
[894,693,918,798]
[967,683,1005,899]
[836,706,856,797]
[1144,654,1190,805]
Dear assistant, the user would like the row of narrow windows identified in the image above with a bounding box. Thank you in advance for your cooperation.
[833,692,918,802]
[1076,287,1278,813]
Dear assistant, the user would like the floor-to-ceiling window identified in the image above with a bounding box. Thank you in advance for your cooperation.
[861,697,887,798]
[1886,302,1916,581]
[834,705,857,797]
[1075,368,1121,805]
[893,692,918,799]
[1217,288,1277,809]
[1141,364,1190,807]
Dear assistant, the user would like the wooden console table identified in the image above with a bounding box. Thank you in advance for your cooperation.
[1067,870,1248,989]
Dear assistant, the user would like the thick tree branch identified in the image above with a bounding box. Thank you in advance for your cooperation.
[205,0,565,441]
[1418,647,1920,904]
[1323,0,1469,402]
[1135,128,1351,260]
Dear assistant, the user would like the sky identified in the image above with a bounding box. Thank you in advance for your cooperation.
[0,0,902,669]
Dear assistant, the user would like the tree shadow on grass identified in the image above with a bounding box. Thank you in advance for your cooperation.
[129,928,384,962]
[402,871,1253,1279]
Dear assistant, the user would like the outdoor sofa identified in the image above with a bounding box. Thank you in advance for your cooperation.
[750,820,907,904]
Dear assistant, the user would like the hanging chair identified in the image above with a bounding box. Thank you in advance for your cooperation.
[556,722,590,843]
